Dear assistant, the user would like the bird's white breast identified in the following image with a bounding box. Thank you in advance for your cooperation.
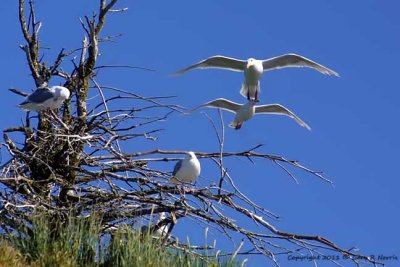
[244,61,263,85]
[175,158,201,183]
[235,103,255,124]
[59,89,70,100]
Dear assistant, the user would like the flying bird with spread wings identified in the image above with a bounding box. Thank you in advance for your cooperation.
[188,98,310,130]
[172,54,338,102]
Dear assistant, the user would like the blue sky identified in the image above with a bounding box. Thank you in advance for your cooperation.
[1,1,400,266]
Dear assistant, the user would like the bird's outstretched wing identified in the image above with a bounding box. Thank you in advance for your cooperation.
[171,56,246,76]
[262,54,339,76]
[26,88,55,103]
[255,104,311,130]
[187,98,242,114]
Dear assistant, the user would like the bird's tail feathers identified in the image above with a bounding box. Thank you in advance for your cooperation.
[240,83,260,101]
[17,102,34,111]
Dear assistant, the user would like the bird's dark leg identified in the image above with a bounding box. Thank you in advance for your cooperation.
[247,89,251,101]
[235,123,242,130]
[25,111,32,128]
[26,111,31,122]
[255,90,260,102]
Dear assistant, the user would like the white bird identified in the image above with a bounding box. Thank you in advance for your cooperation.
[18,86,70,112]
[141,212,169,238]
[172,54,339,101]
[188,98,311,130]
[171,151,201,184]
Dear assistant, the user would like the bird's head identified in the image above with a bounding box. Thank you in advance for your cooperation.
[246,58,256,68]
[185,151,196,159]
[54,86,71,100]
[159,212,166,221]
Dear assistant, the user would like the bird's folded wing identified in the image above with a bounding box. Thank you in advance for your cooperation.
[255,104,311,130]
[262,54,339,76]
[172,159,183,176]
[172,56,246,76]
[27,88,55,103]
[187,98,241,114]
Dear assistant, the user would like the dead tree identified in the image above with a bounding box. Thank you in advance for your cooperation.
[0,1,380,266]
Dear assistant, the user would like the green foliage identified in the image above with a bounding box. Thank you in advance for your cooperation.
[9,213,100,267]
[1,212,244,267]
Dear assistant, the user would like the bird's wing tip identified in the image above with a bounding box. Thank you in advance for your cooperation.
[168,72,181,77]
[301,121,312,131]
[327,70,340,77]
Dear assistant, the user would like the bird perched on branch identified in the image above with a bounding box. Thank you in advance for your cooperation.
[18,86,70,112]
[171,152,201,184]
[172,54,338,102]
[188,98,310,130]
[140,212,169,238]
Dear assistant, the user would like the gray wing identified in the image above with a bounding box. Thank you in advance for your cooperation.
[172,159,183,176]
[262,54,339,76]
[187,98,241,114]
[172,56,246,76]
[25,88,55,104]
[255,104,311,130]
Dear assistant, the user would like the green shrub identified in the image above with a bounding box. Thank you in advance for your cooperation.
[2,212,244,267]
